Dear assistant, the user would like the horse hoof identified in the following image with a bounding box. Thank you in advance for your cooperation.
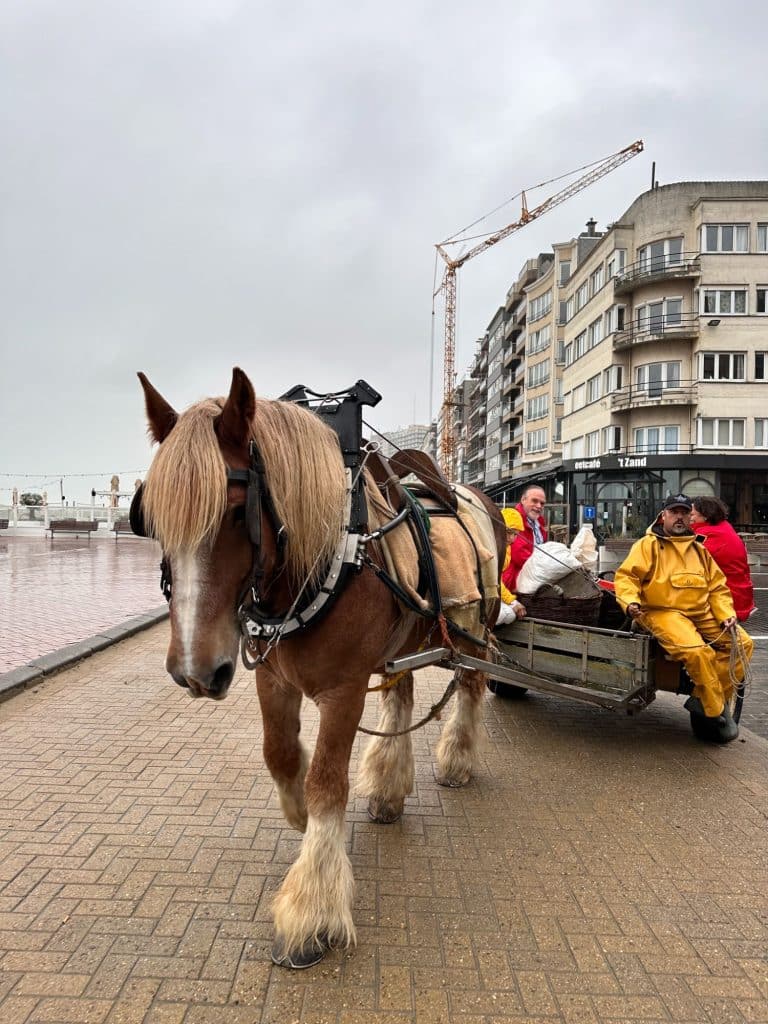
[270,935,326,970]
[435,774,468,789]
[367,797,403,824]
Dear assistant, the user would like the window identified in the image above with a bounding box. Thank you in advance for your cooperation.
[572,383,585,411]
[529,289,552,322]
[635,298,683,333]
[554,417,563,442]
[564,343,573,367]
[527,359,550,388]
[526,428,548,453]
[605,305,626,334]
[759,224,768,252]
[602,425,622,453]
[576,282,589,311]
[756,353,768,380]
[698,418,745,447]
[636,362,681,396]
[586,374,601,403]
[702,289,747,315]
[559,261,571,285]
[700,352,745,381]
[604,365,623,394]
[574,331,587,360]
[638,237,683,272]
[529,324,551,355]
[585,431,599,457]
[526,395,549,421]
[558,300,568,325]
[587,316,603,349]
[571,436,584,459]
[634,426,680,453]
[757,287,768,314]
[702,223,749,252]
[606,249,626,278]
[589,265,604,296]
[566,296,575,321]
[756,420,768,448]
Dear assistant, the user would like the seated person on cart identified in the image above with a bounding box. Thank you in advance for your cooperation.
[501,485,548,597]
[496,508,527,625]
[613,493,753,744]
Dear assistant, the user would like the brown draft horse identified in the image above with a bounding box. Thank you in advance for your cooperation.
[137,367,506,969]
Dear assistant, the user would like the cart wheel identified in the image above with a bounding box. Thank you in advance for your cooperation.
[487,679,529,699]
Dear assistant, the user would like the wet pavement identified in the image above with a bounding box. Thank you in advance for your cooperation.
[0,532,165,674]
[1,531,767,1022]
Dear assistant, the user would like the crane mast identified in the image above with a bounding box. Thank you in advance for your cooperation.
[435,139,644,474]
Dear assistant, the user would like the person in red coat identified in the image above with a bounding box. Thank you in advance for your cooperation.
[501,485,548,594]
[689,495,756,622]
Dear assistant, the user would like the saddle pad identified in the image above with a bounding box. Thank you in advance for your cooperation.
[365,476,499,633]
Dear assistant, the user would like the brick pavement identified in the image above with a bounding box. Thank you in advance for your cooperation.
[1,624,767,1024]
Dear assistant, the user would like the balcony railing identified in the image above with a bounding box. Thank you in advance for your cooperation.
[613,313,700,350]
[613,252,701,294]
[610,379,699,412]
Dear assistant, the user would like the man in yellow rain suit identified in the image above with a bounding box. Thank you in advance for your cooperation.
[614,493,753,744]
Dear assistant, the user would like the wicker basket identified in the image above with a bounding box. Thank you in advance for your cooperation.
[517,587,603,626]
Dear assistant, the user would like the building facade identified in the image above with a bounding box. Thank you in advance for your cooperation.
[452,180,768,534]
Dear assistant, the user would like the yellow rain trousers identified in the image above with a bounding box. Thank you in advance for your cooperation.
[614,524,753,718]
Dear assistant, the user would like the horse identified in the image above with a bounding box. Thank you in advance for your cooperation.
[134,367,506,969]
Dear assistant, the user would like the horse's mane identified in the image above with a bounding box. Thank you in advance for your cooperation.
[142,395,347,585]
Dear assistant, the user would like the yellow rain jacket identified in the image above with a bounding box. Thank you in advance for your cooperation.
[500,507,524,604]
[614,522,735,622]
[614,521,752,717]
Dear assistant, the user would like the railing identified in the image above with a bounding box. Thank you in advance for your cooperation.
[610,380,698,411]
[613,251,701,292]
[0,503,131,528]
[613,313,700,349]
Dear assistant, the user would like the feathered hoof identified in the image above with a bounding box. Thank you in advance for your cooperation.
[367,797,403,824]
[271,933,327,970]
[435,771,470,788]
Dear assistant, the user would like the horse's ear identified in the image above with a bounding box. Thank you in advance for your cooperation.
[138,372,178,444]
[217,367,256,449]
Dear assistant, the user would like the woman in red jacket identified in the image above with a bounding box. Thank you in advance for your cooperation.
[689,495,756,621]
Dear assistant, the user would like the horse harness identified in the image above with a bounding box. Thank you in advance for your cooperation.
[130,380,489,667]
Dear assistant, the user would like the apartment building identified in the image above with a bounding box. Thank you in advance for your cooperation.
[560,181,768,534]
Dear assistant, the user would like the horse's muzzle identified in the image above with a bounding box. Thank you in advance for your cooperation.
[170,660,235,700]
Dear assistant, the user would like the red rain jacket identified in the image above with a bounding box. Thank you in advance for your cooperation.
[501,502,548,594]
[694,520,755,621]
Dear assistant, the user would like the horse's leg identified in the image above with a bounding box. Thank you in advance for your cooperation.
[271,683,365,969]
[254,669,308,832]
[356,671,414,824]
[434,667,485,788]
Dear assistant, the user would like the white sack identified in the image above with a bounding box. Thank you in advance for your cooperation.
[516,541,583,594]
[570,524,598,572]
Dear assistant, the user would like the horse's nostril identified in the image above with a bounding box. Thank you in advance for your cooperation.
[211,661,235,691]
[171,673,190,689]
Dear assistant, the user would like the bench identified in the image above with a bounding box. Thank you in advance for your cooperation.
[113,519,139,540]
[0,518,8,531]
[48,519,99,540]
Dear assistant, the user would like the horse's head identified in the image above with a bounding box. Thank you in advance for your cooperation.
[136,367,347,701]
[137,368,259,700]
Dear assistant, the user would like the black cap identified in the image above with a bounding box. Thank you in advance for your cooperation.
[662,493,692,512]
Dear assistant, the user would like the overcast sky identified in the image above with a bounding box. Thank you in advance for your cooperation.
[2,0,767,502]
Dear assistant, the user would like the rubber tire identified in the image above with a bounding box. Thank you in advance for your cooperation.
[487,679,529,699]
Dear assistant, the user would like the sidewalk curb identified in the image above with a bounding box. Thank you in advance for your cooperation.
[0,606,170,702]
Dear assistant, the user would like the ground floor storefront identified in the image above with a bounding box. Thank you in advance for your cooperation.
[487,453,768,540]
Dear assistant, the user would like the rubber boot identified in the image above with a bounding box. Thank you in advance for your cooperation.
[685,696,739,744]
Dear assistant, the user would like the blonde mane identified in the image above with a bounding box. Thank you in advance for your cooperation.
[142,395,347,584]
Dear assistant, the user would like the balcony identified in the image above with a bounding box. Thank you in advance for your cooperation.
[613,313,700,351]
[515,332,527,355]
[513,391,525,413]
[610,380,699,412]
[502,375,519,397]
[503,346,519,370]
[613,252,701,295]
[515,360,525,384]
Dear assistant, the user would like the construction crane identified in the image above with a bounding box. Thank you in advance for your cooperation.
[434,139,644,473]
